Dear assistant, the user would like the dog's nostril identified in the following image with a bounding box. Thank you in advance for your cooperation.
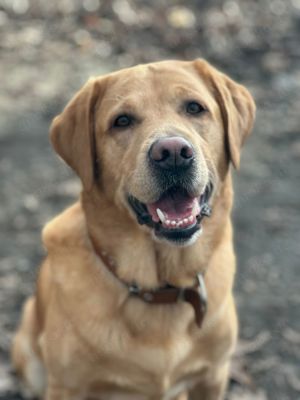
[150,144,169,162]
[161,149,170,161]
[181,145,193,159]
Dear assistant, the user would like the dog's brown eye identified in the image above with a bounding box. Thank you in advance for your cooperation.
[186,101,205,115]
[114,115,132,128]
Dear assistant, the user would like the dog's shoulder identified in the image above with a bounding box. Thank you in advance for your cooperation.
[42,202,90,251]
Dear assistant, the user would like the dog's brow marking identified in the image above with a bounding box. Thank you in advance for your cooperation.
[105,97,143,111]
[173,85,201,95]
[103,95,127,104]
[115,95,127,101]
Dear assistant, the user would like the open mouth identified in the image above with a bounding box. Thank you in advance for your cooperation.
[128,183,213,243]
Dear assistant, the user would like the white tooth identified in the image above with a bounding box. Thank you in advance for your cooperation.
[188,215,193,222]
[178,221,183,226]
[183,218,188,224]
[156,208,166,223]
[165,220,171,226]
[171,221,176,226]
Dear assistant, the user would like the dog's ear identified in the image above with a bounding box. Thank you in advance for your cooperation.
[194,59,256,169]
[50,78,103,191]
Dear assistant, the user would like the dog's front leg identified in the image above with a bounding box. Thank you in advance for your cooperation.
[45,379,85,400]
[189,363,229,400]
[173,392,189,400]
[149,393,188,400]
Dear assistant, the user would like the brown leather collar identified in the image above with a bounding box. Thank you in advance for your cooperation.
[93,241,207,328]
[128,274,207,328]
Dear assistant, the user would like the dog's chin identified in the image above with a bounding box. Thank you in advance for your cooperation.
[152,225,203,247]
[127,184,212,247]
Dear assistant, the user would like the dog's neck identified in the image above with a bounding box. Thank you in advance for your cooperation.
[82,174,234,289]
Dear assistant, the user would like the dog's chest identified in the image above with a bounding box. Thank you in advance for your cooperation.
[84,321,205,399]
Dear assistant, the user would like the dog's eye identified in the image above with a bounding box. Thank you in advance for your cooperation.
[113,115,132,128]
[186,101,206,115]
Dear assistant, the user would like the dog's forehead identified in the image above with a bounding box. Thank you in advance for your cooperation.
[100,61,213,107]
[112,62,199,88]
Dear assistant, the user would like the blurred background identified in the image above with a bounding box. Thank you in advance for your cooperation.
[0,1,299,399]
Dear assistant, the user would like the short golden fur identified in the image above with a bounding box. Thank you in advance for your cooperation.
[12,59,255,400]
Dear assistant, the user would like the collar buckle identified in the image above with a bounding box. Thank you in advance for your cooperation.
[177,287,185,301]
[196,273,207,311]
[128,283,140,295]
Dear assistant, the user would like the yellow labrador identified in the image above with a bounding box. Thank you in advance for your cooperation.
[12,59,255,400]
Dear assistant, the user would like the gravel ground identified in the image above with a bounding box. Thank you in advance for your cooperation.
[0,1,300,399]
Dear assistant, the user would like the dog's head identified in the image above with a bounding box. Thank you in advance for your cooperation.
[50,59,255,246]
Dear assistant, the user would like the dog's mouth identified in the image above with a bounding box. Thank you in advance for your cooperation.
[128,183,213,244]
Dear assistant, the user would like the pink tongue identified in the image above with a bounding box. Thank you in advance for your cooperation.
[147,191,197,222]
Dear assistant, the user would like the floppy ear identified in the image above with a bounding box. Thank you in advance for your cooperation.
[194,59,256,169]
[50,78,102,191]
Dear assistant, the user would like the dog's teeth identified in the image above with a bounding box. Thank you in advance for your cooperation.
[165,220,171,226]
[183,218,188,224]
[171,221,176,227]
[156,208,165,223]
[188,215,193,222]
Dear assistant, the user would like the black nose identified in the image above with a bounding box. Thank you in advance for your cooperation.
[149,137,194,170]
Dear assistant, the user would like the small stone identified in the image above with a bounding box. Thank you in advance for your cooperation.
[83,0,101,12]
[112,0,138,25]
[23,194,39,211]
[12,0,29,14]
[262,52,288,73]
[0,11,8,26]
[73,29,92,47]
[167,6,196,29]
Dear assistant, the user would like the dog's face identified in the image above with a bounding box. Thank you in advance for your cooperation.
[51,59,255,246]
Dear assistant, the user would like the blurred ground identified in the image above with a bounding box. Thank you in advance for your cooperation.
[0,1,300,399]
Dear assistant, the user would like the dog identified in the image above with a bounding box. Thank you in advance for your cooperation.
[12,59,255,400]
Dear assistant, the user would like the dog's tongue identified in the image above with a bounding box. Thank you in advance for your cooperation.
[147,190,199,223]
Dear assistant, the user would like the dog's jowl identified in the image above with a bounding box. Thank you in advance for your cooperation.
[12,59,255,400]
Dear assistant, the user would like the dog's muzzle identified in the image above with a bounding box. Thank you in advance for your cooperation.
[128,136,213,244]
